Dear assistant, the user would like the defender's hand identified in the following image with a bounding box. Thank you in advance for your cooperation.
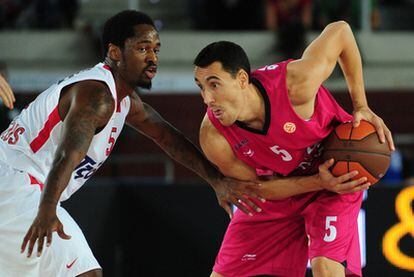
[212,176,266,219]
[0,74,15,109]
[21,205,71,258]
[353,106,395,151]
[317,159,372,194]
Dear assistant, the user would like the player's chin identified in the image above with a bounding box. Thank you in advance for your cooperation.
[136,79,152,90]
[220,117,235,127]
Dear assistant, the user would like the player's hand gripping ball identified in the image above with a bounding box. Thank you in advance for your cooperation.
[322,120,391,185]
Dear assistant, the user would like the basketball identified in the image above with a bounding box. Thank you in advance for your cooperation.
[322,120,391,185]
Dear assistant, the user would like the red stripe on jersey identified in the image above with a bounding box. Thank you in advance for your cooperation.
[28,174,44,190]
[30,106,61,153]
[103,65,111,71]
[116,101,121,112]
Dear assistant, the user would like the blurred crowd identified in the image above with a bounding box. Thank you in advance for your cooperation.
[190,0,398,59]
[0,1,413,59]
[1,0,413,32]
[0,0,79,29]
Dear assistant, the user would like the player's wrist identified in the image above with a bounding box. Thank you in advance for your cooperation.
[352,101,369,111]
[204,164,223,188]
[308,174,323,191]
[39,198,58,210]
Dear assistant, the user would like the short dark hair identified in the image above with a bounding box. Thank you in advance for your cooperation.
[194,41,251,79]
[102,10,155,56]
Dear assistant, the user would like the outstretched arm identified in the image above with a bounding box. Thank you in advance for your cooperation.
[126,93,264,218]
[21,81,114,258]
[287,21,394,150]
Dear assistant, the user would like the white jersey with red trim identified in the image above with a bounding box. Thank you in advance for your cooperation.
[0,63,130,201]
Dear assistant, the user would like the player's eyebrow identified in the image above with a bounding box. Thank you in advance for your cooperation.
[136,39,161,46]
[206,76,221,82]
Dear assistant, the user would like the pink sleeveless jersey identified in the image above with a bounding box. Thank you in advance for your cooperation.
[207,60,352,177]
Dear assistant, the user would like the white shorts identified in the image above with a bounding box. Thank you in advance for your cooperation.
[0,161,100,277]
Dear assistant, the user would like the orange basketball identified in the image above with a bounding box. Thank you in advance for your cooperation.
[322,120,391,185]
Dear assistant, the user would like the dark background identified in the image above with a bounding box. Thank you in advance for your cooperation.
[63,184,413,277]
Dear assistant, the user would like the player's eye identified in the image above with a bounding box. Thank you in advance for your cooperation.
[211,82,219,89]
[138,47,147,53]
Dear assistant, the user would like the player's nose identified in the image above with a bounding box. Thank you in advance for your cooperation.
[146,49,158,64]
[202,90,215,106]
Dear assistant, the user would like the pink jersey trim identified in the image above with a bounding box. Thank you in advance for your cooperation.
[30,105,61,153]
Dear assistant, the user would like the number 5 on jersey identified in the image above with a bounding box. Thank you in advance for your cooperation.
[324,216,338,242]
[106,127,117,156]
[269,145,293,161]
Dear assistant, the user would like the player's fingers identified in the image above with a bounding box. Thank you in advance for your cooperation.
[240,196,262,213]
[37,233,45,257]
[9,82,16,102]
[246,192,266,203]
[340,177,368,192]
[27,232,38,258]
[46,231,52,247]
[319,159,334,172]
[244,186,266,203]
[0,87,11,109]
[233,198,253,216]
[373,119,386,144]
[336,170,359,183]
[21,228,33,253]
[4,84,14,106]
[353,114,361,127]
[57,225,71,240]
[384,127,395,151]
[0,80,14,109]
[220,202,233,219]
[341,182,371,194]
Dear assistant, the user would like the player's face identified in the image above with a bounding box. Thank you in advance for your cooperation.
[194,62,245,126]
[120,24,160,89]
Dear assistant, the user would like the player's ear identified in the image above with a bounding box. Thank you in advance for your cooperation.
[107,43,122,62]
[238,69,249,89]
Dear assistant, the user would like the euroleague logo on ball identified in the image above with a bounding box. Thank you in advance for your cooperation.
[283,122,296,133]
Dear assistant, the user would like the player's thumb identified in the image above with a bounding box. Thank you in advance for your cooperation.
[320,158,334,171]
[57,225,71,240]
[353,114,361,127]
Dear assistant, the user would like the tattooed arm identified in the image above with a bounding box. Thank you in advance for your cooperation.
[21,80,114,258]
[126,92,219,182]
[126,92,264,218]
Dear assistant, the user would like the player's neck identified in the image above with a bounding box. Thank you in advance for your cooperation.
[237,83,266,129]
[103,59,134,100]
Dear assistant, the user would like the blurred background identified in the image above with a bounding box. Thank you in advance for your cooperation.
[0,0,413,276]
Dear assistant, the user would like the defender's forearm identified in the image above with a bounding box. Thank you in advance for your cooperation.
[40,152,83,208]
[154,125,220,185]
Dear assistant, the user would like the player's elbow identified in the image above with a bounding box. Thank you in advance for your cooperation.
[326,20,352,33]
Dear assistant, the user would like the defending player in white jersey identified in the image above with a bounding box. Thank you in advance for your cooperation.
[0,11,264,277]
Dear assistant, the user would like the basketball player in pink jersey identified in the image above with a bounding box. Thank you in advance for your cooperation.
[0,11,264,277]
[195,22,394,276]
